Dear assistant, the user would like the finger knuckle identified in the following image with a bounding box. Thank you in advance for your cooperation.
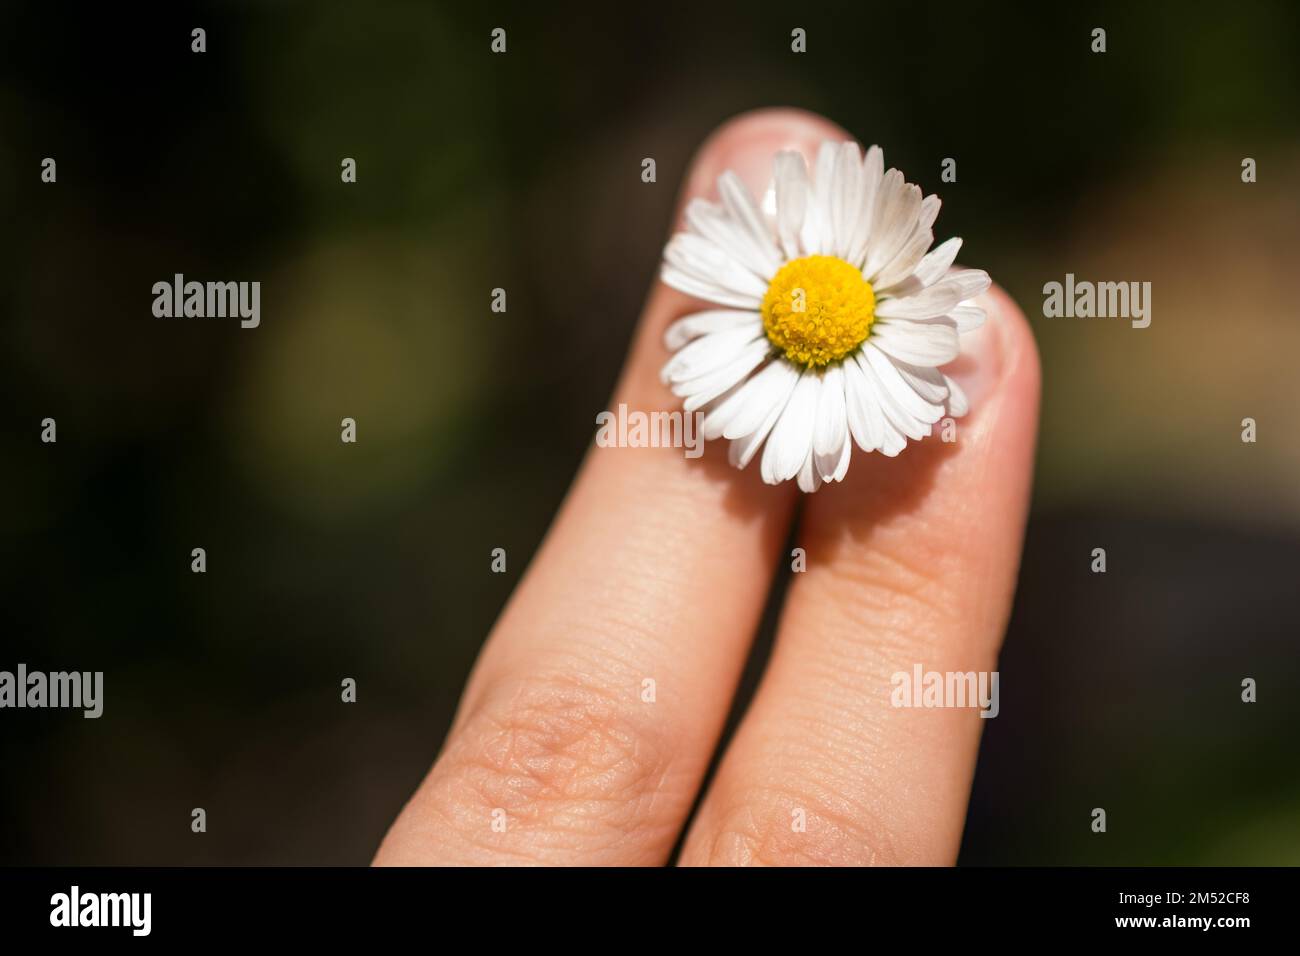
[700,786,907,867]
[437,671,672,846]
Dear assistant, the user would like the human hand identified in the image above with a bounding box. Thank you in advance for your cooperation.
[374,108,1041,866]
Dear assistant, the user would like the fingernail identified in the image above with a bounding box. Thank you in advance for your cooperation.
[944,290,1005,412]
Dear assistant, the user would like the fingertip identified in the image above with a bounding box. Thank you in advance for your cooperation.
[945,280,1040,417]
[676,108,854,218]
[982,281,1042,421]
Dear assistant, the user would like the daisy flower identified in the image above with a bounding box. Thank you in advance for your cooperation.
[659,140,991,492]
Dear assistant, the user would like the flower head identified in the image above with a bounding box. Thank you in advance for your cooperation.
[660,140,990,492]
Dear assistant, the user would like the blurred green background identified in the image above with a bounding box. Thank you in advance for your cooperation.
[1,1,1298,864]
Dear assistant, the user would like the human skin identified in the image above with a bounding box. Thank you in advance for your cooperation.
[374,107,1041,866]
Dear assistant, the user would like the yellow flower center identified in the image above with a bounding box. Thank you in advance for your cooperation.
[761,255,876,368]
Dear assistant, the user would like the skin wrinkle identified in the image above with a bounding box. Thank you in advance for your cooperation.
[406,767,571,866]
[425,674,689,863]
[784,706,978,803]
[818,537,941,602]
[764,715,893,789]
[761,689,943,800]
[796,476,1017,662]
[473,521,751,693]
[709,751,947,866]
[454,628,654,730]
[701,780,908,867]
[465,712,637,811]
[587,564,711,636]
[480,627,735,768]
[814,554,966,641]
[780,671,895,740]
[541,535,695,619]
[814,493,977,577]
[812,598,959,668]
[521,606,675,677]
[541,753,682,845]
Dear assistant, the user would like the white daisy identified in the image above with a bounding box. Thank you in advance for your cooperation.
[659,140,991,492]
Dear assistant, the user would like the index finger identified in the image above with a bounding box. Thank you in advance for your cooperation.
[374,109,844,866]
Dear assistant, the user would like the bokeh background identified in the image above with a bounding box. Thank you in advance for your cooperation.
[2,2,1298,865]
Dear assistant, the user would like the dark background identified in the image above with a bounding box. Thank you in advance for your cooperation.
[2,1,1298,864]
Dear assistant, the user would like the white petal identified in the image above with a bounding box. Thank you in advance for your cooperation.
[797,449,822,493]
[914,237,963,286]
[852,353,910,455]
[761,372,819,484]
[703,356,794,440]
[721,357,800,439]
[831,431,853,482]
[773,151,809,261]
[862,344,945,424]
[870,318,961,366]
[880,395,931,441]
[664,309,761,351]
[664,233,769,299]
[947,268,991,301]
[812,364,848,479]
[881,237,962,296]
[685,199,777,282]
[857,168,901,266]
[661,264,762,309]
[728,388,786,470]
[880,421,908,456]
[847,145,884,266]
[662,324,762,383]
[674,339,770,409]
[871,226,933,289]
[859,353,930,441]
[918,194,941,231]
[874,277,966,319]
[830,142,864,260]
[943,375,969,417]
[950,304,986,333]
[843,353,885,452]
[869,194,938,287]
[717,171,783,276]
[863,173,921,278]
[801,142,839,255]
[891,360,951,404]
